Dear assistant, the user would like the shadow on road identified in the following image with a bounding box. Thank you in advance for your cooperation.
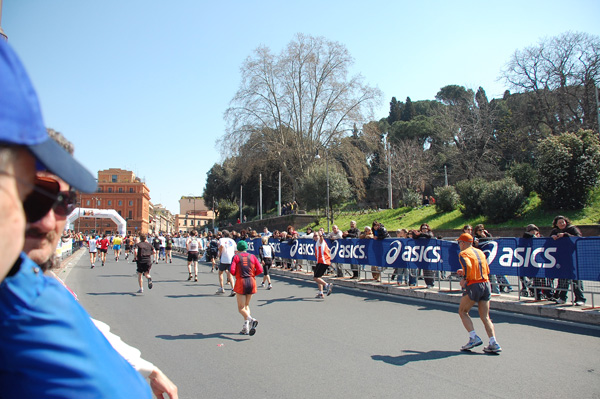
[256,295,309,306]
[156,331,248,342]
[87,291,138,297]
[372,349,472,366]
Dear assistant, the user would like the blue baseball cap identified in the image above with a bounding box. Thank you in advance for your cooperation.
[0,40,97,193]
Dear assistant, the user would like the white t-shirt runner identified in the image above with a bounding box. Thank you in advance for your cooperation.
[219,237,236,264]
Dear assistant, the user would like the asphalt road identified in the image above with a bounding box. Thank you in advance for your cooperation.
[64,249,600,399]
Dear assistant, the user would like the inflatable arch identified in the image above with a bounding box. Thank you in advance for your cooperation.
[67,208,127,235]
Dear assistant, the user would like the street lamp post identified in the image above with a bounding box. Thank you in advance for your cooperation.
[91,197,100,234]
[315,149,330,233]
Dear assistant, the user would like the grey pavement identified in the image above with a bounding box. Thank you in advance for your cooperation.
[59,249,600,398]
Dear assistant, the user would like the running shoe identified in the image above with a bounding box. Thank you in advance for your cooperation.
[555,298,566,304]
[148,278,153,289]
[249,318,259,336]
[194,276,198,282]
[90,264,94,269]
[240,325,249,335]
[483,342,502,353]
[461,335,483,351]
[326,283,333,296]
[137,288,143,293]
[575,301,586,306]
[187,275,192,281]
[261,282,265,288]
[267,284,272,290]
[229,290,236,297]
[216,287,225,294]
[315,292,324,299]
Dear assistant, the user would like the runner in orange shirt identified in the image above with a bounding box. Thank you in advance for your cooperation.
[456,233,502,353]
[313,230,333,299]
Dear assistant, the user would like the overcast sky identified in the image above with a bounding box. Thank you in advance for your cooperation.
[4,0,600,213]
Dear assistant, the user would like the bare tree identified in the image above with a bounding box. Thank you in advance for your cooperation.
[501,31,600,134]
[222,33,382,192]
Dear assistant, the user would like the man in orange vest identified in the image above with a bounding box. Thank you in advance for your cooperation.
[456,233,502,353]
[313,230,333,299]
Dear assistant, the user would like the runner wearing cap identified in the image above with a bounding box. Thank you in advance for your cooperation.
[230,240,263,335]
[456,233,502,354]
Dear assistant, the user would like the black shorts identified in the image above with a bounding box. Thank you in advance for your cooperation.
[463,281,492,302]
[166,246,172,251]
[99,248,108,253]
[187,251,199,262]
[314,263,329,278]
[219,263,231,272]
[137,261,152,274]
[262,258,272,275]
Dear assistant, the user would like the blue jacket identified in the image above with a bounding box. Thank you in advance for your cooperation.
[0,253,151,398]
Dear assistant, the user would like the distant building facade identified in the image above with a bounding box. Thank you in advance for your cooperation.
[79,168,150,235]
[175,196,214,233]
[149,203,175,234]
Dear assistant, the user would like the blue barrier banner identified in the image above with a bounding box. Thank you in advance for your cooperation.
[245,237,600,281]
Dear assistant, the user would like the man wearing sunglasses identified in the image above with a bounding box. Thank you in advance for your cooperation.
[0,40,154,397]
[24,131,178,398]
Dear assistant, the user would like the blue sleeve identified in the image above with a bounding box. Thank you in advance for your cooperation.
[0,254,151,399]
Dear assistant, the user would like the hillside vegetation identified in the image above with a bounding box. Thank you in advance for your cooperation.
[305,188,600,233]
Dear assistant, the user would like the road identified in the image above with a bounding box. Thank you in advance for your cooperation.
[64,249,600,399]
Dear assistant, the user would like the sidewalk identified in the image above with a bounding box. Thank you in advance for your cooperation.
[269,267,600,326]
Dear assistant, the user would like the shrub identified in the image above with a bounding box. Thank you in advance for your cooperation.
[455,178,486,217]
[480,177,526,223]
[434,186,459,213]
[401,189,421,208]
[536,130,600,209]
[507,162,538,196]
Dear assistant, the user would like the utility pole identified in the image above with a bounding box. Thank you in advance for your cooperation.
[259,173,263,220]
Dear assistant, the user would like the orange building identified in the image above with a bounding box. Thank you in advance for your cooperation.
[79,168,151,235]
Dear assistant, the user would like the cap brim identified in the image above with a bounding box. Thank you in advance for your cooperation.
[28,138,97,193]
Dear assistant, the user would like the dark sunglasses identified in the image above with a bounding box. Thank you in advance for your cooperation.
[22,176,77,222]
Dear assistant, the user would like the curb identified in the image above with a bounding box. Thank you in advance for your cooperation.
[269,268,600,326]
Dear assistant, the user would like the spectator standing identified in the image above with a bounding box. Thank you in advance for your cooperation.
[413,223,435,288]
[360,226,377,281]
[344,221,360,279]
[328,224,344,277]
[473,224,512,294]
[550,216,586,306]
[394,229,409,285]
[371,221,389,282]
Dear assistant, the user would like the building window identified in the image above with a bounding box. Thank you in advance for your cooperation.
[129,200,133,206]
[129,188,134,193]
[128,210,132,219]
[97,200,101,206]
[118,187,123,193]
[183,220,187,226]
[86,200,90,206]
[118,200,122,206]
[112,175,117,183]
[108,200,112,206]
[108,187,112,193]
[97,187,102,192]
[118,210,122,216]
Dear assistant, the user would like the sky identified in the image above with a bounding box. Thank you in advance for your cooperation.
[3,0,600,214]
